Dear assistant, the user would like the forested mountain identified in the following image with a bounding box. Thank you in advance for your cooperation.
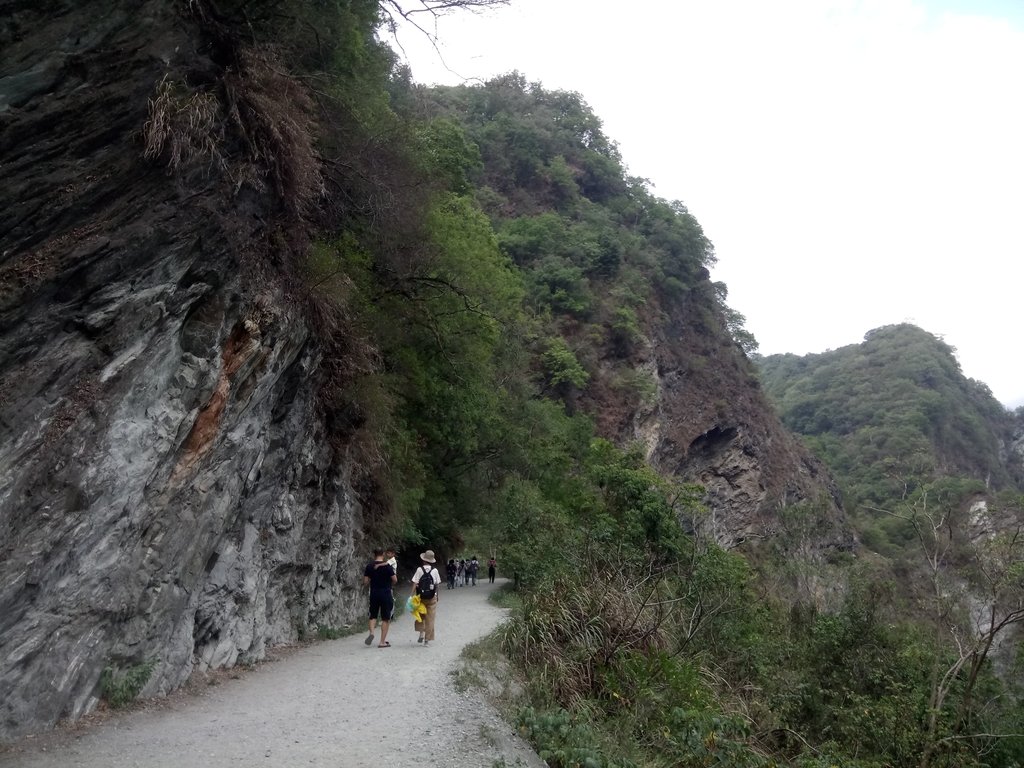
[2,2,1024,766]
[758,323,1024,555]
[408,74,845,548]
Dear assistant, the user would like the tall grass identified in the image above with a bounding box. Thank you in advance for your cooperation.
[499,542,769,767]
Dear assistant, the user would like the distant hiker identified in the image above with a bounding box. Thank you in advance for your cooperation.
[469,556,479,586]
[411,550,442,646]
[487,556,496,583]
[363,548,397,647]
[446,558,457,590]
[457,558,466,586]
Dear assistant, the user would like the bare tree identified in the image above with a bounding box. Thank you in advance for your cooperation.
[875,489,1024,768]
[379,0,510,37]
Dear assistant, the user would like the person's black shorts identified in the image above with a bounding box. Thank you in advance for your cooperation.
[369,591,394,621]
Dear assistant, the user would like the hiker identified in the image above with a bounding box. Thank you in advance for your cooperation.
[469,556,479,586]
[487,556,496,583]
[363,548,397,647]
[411,550,442,646]
[446,558,457,590]
[457,558,466,586]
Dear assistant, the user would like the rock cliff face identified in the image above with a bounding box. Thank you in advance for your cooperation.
[0,1,365,739]
[653,295,846,548]
[585,283,849,550]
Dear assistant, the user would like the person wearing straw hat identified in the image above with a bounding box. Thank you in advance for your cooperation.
[410,550,442,646]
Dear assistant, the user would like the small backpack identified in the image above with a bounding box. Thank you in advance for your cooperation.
[417,567,437,600]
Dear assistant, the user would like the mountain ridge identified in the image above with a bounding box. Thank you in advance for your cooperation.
[756,323,1023,553]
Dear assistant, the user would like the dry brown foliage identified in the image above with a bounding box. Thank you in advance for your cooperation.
[502,552,675,708]
[143,75,225,172]
[223,47,323,217]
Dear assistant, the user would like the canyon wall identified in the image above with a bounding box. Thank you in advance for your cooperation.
[0,1,365,738]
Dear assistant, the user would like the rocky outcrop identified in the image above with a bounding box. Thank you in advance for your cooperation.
[587,281,850,551]
[0,1,364,739]
[657,306,848,549]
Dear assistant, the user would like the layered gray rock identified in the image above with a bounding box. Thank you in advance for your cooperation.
[0,1,365,739]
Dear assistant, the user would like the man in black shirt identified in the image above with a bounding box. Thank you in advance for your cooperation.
[362,548,397,647]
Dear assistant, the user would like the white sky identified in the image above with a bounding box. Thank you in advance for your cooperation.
[388,0,1024,408]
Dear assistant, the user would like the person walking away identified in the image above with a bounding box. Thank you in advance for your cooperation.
[411,550,442,646]
[446,558,457,590]
[487,556,496,584]
[363,548,397,647]
[469,556,479,586]
[457,559,466,586]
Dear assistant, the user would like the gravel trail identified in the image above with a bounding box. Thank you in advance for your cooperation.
[0,579,544,768]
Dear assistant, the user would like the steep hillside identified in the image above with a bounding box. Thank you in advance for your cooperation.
[419,77,847,549]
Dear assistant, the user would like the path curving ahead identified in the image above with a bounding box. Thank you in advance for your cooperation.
[0,579,544,768]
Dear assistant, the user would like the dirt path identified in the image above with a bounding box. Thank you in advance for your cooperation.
[0,579,545,768]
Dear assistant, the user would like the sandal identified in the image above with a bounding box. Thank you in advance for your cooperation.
[364,633,374,645]
[378,642,391,648]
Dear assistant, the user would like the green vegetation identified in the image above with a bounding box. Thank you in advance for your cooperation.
[496,487,1024,767]
[315,624,364,640]
[152,4,1024,764]
[100,659,157,709]
[757,324,1023,555]
[747,326,1024,765]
